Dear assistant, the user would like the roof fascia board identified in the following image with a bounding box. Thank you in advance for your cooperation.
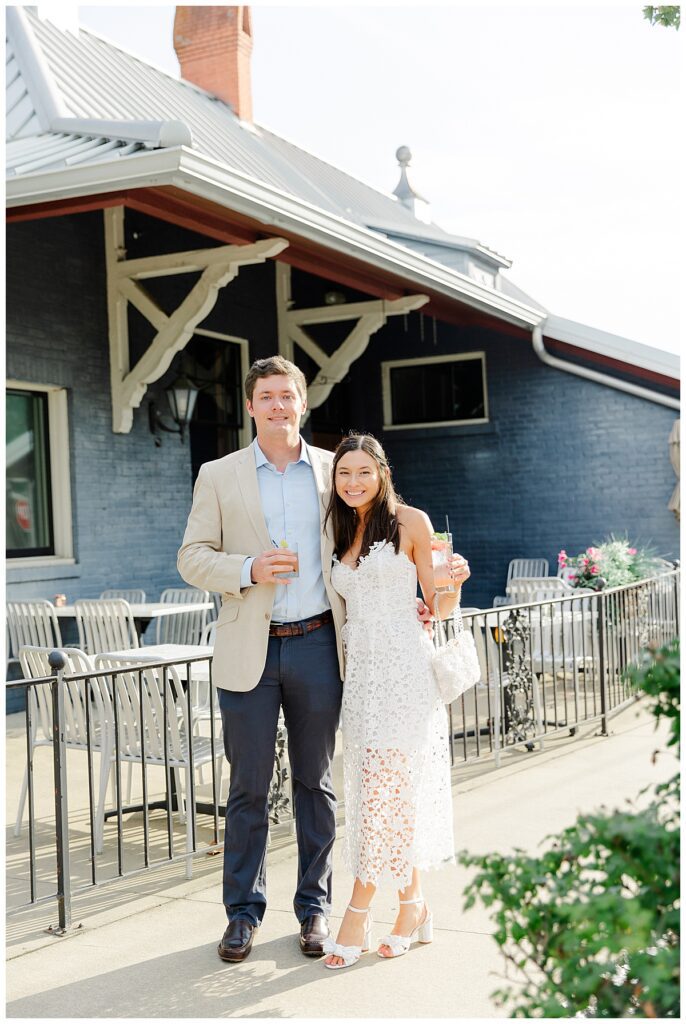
[173,150,542,328]
[6,5,70,129]
[544,315,679,379]
[6,150,678,383]
[5,145,183,203]
[6,146,544,328]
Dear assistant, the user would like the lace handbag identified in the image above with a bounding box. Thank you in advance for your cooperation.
[431,593,481,704]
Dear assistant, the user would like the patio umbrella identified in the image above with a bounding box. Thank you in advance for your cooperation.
[668,419,680,522]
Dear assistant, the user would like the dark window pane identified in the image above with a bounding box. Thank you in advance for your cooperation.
[6,390,54,557]
[390,358,485,425]
[184,337,244,481]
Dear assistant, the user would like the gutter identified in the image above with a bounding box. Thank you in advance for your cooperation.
[532,324,679,410]
[6,146,545,328]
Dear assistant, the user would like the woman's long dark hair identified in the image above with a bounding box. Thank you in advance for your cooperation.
[324,434,403,563]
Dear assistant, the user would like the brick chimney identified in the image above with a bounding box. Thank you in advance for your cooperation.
[173,6,253,122]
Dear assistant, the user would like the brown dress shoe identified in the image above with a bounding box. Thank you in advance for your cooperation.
[218,919,256,962]
[299,913,330,956]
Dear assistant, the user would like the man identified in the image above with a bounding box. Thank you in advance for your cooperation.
[178,355,469,963]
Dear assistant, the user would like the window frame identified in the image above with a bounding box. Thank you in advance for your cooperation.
[381,352,489,430]
[191,328,253,449]
[5,380,74,566]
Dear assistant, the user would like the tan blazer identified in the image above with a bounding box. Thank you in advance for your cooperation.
[177,443,346,692]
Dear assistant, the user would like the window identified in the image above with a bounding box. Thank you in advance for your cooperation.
[5,383,73,563]
[180,330,251,483]
[382,353,488,429]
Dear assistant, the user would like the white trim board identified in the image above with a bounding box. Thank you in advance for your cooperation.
[5,379,74,563]
[381,352,489,431]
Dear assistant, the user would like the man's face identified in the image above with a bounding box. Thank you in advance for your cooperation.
[246,374,306,440]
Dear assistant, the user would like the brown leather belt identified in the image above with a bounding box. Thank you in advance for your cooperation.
[269,610,333,638]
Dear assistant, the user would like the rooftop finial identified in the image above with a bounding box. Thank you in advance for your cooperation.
[392,145,430,223]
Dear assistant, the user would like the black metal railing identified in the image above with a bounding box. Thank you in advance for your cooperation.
[7,650,295,933]
[450,569,680,766]
[6,569,679,932]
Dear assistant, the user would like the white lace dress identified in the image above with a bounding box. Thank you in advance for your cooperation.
[331,540,455,890]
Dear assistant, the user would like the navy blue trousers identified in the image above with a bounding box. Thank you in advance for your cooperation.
[218,621,342,926]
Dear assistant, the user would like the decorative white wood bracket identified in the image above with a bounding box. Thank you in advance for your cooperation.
[274,263,429,421]
[104,207,289,432]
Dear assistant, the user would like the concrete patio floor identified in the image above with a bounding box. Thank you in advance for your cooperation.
[5,697,673,1019]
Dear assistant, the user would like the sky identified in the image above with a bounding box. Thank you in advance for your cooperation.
[44,3,682,357]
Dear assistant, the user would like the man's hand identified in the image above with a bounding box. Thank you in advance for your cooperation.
[416,597,434,638]
[250,549,298,585]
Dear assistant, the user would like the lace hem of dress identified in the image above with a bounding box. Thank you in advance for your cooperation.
[344,851,457,892]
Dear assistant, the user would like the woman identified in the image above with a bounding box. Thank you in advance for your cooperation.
[321,434,469,969]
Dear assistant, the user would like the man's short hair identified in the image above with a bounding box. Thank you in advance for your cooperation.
[244,356,308,403]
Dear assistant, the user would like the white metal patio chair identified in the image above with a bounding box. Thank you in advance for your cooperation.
[155,588,210,645]
[15,645,115,854]
[506,559,549,584]
[95,654,224,879]
[100,589,147,603]
[199,619,217,647]
[6,600,62,664]
[75,599,139,655]
[506,577,572,602]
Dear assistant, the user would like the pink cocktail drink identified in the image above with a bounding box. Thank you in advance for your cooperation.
[431,532,455,593]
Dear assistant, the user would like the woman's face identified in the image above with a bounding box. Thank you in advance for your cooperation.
[335,449,382,519]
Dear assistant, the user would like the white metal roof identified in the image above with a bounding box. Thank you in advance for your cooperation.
[4,6,679,384]
[5,7,508,260]
[6,131,145,176]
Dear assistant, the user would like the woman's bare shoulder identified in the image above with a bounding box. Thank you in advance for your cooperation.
[396,504,433,536]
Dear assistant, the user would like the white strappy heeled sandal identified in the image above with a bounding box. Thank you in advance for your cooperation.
[322,904,373,970]
[377,897,433,958]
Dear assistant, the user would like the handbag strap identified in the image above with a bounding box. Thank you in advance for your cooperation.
[433,587,464,649]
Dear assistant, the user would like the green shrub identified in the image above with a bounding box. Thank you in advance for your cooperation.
[458,638,680,1018]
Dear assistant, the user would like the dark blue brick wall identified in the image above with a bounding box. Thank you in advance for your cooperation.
[341,314,680,609]
[7,213,191,607]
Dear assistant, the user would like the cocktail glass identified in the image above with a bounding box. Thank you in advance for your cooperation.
[274,540,299,579]
[431,532,454,593]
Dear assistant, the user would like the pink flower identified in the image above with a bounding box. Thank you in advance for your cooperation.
[558,552,567,564]
[587,547,601,558]
[581,556,590,565]
[590,565,600,574]
[569,574,577,582]
[628,547,637,555]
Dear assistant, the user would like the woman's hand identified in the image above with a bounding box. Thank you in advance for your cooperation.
[416,597,434,638]
[450,552,470,586]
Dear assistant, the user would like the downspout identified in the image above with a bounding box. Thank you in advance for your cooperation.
[532,323,679,410]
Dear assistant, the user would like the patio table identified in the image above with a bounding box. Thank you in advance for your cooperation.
[95,643,221,821]
[54,602,214,643]
[99,643,213,682]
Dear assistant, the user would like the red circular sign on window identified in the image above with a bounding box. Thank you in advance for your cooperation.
[15,498,31,531]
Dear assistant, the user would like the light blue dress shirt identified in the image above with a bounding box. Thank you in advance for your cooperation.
[239,437,331,623]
